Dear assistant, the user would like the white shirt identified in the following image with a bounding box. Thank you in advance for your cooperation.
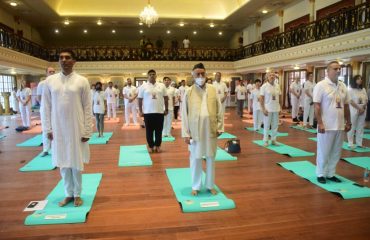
[213,81,228,102]
[105,87,117,104]
[174,88,180,106]
[165,86,176,111]
[304,81,315,103]
[235,85,247,100]
[348,87,368,110]
[246,83,254,96]
[313,77,349,131]
[250,88,261,111]
[93,90,105,114]
[16,88,32,106]
[290,81,302,99]
[138,81,168,114]
[179,85,189,102]
[183,39,190,48]
[123,85,138,105]
[260,82,281,112]
[37,81,46,97]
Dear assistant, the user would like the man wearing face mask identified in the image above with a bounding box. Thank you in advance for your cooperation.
[182,63,224,196]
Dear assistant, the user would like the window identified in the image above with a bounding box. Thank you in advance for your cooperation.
[0,74,16,107]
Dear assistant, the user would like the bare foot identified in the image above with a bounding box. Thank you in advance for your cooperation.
[149,148,155,153]
[208,189,218,195]
[271,141,279,146]
[58,197,74,207]
[156,146,161,153]
[74,197,83,207]
[263,141,269,147]
[191,190,198,196]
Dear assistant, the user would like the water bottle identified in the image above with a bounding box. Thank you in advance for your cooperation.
[364,168,369,183]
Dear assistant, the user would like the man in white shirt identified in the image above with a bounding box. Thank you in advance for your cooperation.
[114,84,120,109]
[250,79,263,131]
[182,63,223,196]
[235,80,247,118]
[260,72,281,146]
[138,69,169,153]
[313,61,351,184]
[246,80,254,114]
[10,87,19,114]
[183,35,190,49]
[162,77,176,137]
[104,82,117,120]
[178,80,188,119]
[303,73,315,128]
[16,80,32,129]
[123,78,138,126]
[42,49,92,207]
[290,78,302,122]
[37,66,55,157]
[213,72,228,126]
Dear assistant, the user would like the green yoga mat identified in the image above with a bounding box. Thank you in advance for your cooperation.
[245,127,289,137]
[166,168,235,212]
[88,132,113,145]
[290,125,317,134]
[309,137,370,153]
[278,161,370,199]
[25,173,102,225]
[215,147,237,161]
[0,135,5,140]
[253,140,315,157]
[19,151,55,172]
[342,157,370,169]
[118,145,152,167]
[364,129,370,133]
[16,134,43,147]
[218,132,237,139]
[363,134,370,140]
[153,136,175,142]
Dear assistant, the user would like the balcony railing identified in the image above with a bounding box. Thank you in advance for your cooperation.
[0,2,369,62]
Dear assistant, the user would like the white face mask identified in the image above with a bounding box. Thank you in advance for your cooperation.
[195,77,206,86]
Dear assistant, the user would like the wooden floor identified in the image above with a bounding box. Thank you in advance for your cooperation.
[1,108,370,240]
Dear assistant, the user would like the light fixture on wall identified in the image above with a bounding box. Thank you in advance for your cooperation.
[10,2,17,7]
[139,0,159,28]
[64,19,70,25]
[97,19,102,25]
[293,65,300,70]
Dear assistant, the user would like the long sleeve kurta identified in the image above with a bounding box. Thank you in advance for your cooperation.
[41,72,92,171]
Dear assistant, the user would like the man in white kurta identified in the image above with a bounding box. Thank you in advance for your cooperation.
[213,72,228,126]
[260,72,281,146]
[123,78,138,126]
[182,63,223,196]
[178,80,189,119]
[42,50,92,207]
[16,80,32,129]
[303,73,315,128]
[105,82,117,120]
[250,79,263,131]
[10,87,19,114]
[290,78,302,122]
[37,67,55,157]
[246,80,254,113]
[313,61,351,184]
[163,77,175,137]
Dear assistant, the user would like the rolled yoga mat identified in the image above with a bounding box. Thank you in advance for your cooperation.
[215,147,237,161]
[16,134,43,147]
[245,127,289,137]
[25,173,103,225]
[165,168,235,213]
[277,161,370,199]
[290,125,317,134]
[341,157,370,169]
[217,132,237,139]
[308,137,370,153]
[118,144,152,167]
[88,132,113,145]
[253,140,315,157]
[19,151,55,172]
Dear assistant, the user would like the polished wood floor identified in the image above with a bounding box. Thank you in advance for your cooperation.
[0,108,370,240]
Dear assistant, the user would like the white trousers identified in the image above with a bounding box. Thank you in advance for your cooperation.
[42,131,51,152]
[162,110,173,136]
[124,102,138,124]
[220,102,226,126]
[316,130,343,177]
[253,109,263,130]
[263,112,279,141]
[60,168,82,197]
[291,96,300,119]
[303,100,314,126]
[19,103,31,127]
[107,102,116,118]
[347,110,366,147]
[190,152,215,191]
[247,95,252,112]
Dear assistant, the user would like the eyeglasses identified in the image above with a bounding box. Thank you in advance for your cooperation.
[193,72,206,77]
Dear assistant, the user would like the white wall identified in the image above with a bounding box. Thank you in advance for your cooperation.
[242,24,256,45]
[283,0,310,25]
[315,0,341,10]
[261,14,279,33]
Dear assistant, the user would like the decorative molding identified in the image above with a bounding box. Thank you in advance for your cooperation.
[234,28,370,73]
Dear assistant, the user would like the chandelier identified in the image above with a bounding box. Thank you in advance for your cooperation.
[139,0,159,27]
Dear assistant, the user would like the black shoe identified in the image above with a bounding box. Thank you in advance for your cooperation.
[317,177,326,184]
[141,124,145,128]
[41,152,49,157]
[327,176,342,183]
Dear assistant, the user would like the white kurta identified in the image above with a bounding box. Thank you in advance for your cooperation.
[41,72,92,171]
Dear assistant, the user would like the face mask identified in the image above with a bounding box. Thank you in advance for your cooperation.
[96,86,102,91]
[195,77,206,86]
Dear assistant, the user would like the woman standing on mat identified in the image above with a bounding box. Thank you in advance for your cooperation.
[16,80,32,130]
[93,82,105,137]
[347,75,368,148]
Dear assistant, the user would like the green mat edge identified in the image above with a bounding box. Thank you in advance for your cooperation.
[19,151,56,172]
[118,145,153,167]
[253,140,315,157]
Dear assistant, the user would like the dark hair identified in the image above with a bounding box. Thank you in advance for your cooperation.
[163,77,170,81]
[350,75,363,89]
[95,82,102,91]
[193,63,205,70]
[306,72,313,78]
[59,48,75,59]
[327,61,340,69]
[255,79,261,83]
[148,69,156,74]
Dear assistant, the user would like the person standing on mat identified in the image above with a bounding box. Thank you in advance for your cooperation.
[260,72,281,147]
[303,72,315,129]
[313,61,351,184]
[105,81,117,121]
[213,72,228,126]
[16,80,32,130]
[162,77,175,137]
[250,79,263,131]
[42,49,92,207]
[138,69,168,153]
[123,78,138,126]
[290,77,302,123]
[37,66,55,157]
[93,82,105,137]
[182,63,223,196]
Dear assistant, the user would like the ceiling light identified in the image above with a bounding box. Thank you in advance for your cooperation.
[10,69,16,74]
[54,29,59,34]
[193,31,197,35]
[139,30,143,34]
[293,65,299,70]
[64,19,70,25]
[142,73,146,76]
[210,23,215,28]
[83,29,88,34]
[139,22,143,25]
[179,22,184,27]
[139,0,159,28]
[10,2,17,7]
[262,10,268,14]
[112,29,116,33]
[97,19,102,25]
[266,68,271,73]
[166,30,171,34]
[218,31,223,35]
